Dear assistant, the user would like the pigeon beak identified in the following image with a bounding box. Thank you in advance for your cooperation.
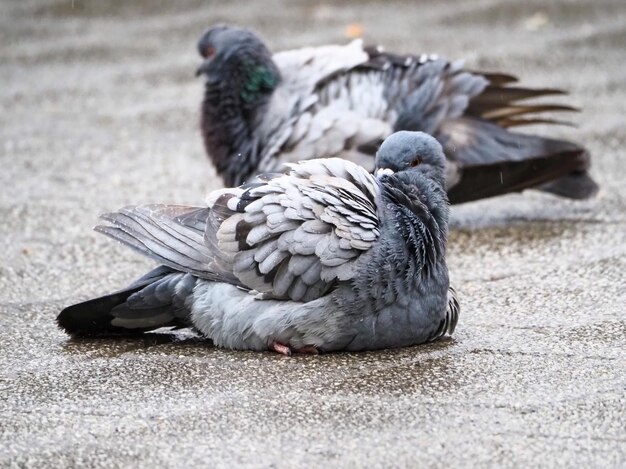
[195,60,210,77]
[375,168,395,178]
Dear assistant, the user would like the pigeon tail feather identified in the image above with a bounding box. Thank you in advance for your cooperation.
[440,118,595,203]
[57,266,195,336]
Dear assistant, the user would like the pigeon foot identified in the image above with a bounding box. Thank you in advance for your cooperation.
[269,342,319,356]
[270,342,292,356]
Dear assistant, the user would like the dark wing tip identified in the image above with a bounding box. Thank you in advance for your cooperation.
[537,169,599,200]
[57,298,117,337]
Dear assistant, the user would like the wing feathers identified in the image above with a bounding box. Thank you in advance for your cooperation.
[213,158,381,301]
[95,159,381,302]
[95,205,238,284]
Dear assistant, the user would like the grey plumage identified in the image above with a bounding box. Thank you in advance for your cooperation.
[58,131,458,354]
[197,25,598,203]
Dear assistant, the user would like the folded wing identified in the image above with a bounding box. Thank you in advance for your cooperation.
[96,159,381,303]
[209,158,381,301]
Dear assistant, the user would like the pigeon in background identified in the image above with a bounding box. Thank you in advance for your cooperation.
[57,131,459,354]
[196,25,598,204]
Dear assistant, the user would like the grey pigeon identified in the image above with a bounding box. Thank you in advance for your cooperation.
[57,131,459,355]
[196,25,598,204]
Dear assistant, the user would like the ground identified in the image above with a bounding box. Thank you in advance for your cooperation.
[1,0,625,467]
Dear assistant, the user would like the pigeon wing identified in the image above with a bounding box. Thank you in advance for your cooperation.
[260,43,488,172]
[208,158,381,302]
[254,40,374,172]
[95,204,241,285]
[272,39,370,97]
[268,43,577,166]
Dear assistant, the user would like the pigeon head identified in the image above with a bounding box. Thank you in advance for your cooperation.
[375,131,446,186]
[196,25,280,104]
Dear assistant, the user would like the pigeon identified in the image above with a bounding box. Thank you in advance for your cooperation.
[196,25,598,204]
[57,131,459,355]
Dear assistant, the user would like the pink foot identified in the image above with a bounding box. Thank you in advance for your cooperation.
[269,342,320,356]
[270,342,292,356]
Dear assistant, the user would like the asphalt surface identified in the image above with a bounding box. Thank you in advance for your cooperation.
[1,0,625,467]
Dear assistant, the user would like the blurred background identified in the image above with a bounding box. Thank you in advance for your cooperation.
[1,0,625,467]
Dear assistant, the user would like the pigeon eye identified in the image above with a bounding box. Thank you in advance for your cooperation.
[204,46,216,58]
[409,157,422,167]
